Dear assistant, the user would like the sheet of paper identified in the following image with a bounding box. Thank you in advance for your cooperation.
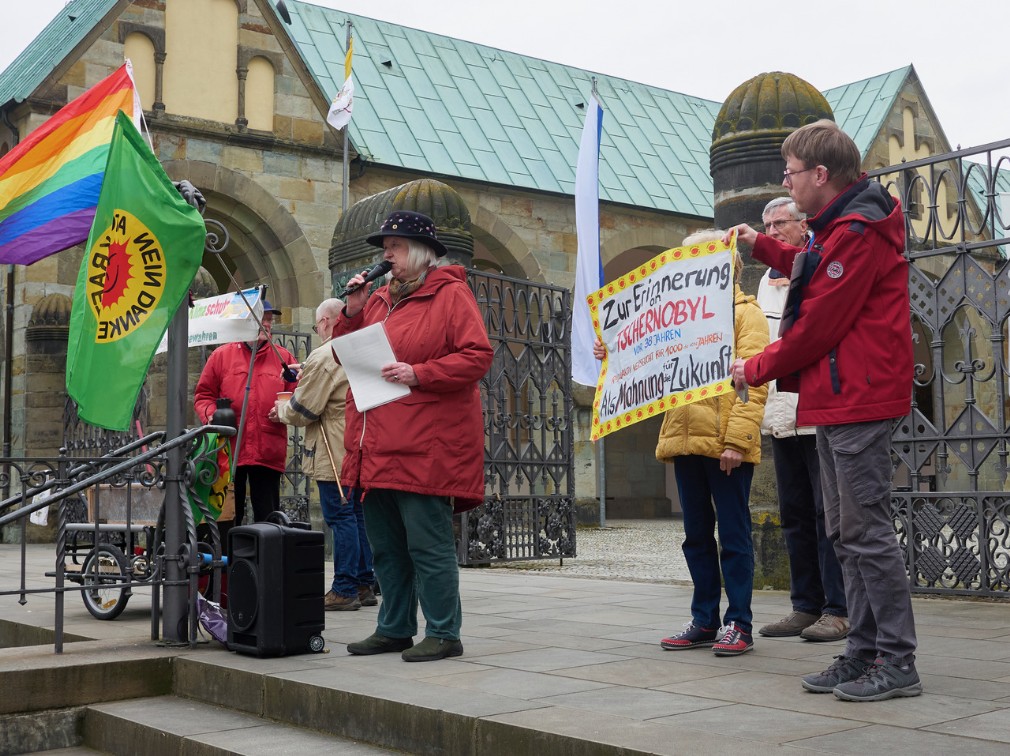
[330,322,410,411]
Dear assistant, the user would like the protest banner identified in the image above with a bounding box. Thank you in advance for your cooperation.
[155,287,264,354]
[588,237,737,440]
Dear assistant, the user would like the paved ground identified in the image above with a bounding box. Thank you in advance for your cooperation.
[3,524,1010,754]
[498,519,692,585]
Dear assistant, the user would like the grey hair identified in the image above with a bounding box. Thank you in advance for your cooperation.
[315,298,342,320]
[682,228,723,246]
[403,239,449,279]
[762,197,805,221]
[682,228,742,285]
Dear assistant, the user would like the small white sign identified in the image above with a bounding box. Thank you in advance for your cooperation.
[156,288,264,353]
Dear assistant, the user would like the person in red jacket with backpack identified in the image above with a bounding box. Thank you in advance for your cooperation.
[334,211,492,663]
[727,120,920,702]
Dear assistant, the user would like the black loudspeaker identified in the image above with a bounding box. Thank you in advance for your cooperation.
[227,516,325,656]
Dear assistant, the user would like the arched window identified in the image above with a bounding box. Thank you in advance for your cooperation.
[246,57,276,132]
[163,0,239,122]
[123,32,156,111]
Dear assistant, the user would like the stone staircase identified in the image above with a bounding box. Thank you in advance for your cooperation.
[3,646,435,755]
[2,639,609,755]
[80,695,395,754]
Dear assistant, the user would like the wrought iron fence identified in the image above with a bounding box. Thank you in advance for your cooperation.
[871,138,1010,597]
[460,270,576,565]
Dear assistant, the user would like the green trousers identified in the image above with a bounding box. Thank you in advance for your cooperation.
[363,488,461,640]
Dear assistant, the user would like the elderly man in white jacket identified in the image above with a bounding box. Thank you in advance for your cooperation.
[756,197,848,643]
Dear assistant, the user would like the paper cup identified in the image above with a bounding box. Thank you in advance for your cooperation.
[276,391,293,403]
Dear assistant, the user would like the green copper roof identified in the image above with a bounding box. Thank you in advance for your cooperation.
[282,2,914,218]
[283,0,721,218]
[0,0,120,106]
[1,0,915,223]
[823,67,911,156]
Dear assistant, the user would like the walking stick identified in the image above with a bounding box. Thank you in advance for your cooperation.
[318,427,345,505]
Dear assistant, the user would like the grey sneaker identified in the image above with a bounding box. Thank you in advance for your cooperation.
[833,658,922,701]
[759,610,819,637]
[800,613,849,642]
[801,655,872,693]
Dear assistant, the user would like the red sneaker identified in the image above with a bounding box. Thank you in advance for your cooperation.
[660,621,717,650]
[712,622,753,656]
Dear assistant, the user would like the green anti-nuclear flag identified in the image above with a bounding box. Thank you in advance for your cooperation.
[67,111,205,430]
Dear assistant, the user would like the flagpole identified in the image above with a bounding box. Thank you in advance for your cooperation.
[162,299,190,644]
[589,77,606,529]
[573,77,606,527]
[341,20,352,214]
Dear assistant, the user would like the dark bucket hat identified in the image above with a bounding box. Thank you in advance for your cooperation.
[366,210,448,257]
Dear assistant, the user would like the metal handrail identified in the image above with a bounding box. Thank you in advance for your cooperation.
[0,426,233,528]
[0,423,235,652]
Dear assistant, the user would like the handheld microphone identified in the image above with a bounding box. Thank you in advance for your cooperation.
[340,260,392,299]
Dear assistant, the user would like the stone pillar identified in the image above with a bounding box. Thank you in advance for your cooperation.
[20,294,71,543]
[329,178,474,296]
[24,294,72,457]
[710,72,835,589]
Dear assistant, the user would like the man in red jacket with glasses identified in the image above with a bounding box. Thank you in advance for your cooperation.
[725,119,919,702]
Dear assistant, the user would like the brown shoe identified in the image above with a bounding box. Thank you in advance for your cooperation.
[801,613,849,642]
[758,610,819,637]
[324,590,361,611]
[357,586,378,606]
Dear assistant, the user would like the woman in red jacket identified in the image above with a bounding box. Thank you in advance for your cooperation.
[334,210,492,662]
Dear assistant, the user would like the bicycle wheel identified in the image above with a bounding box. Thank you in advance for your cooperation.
[81,544,132,620]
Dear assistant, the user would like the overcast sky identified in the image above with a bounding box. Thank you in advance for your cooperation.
[4,0,1007,154]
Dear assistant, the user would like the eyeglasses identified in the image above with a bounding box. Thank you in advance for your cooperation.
[764,219,800,231]
[315,316,329,328]
[782,166,817,184]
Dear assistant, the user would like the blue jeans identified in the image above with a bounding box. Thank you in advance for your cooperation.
[771,434,846,617]
[317,482,373,598]
[674,455,754,634]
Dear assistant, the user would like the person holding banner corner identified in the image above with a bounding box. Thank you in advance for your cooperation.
[756,197,848,644]
[194,299,296,545]
[726,119,919,702]
[594,229,768,656]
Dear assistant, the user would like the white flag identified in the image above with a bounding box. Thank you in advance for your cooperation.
[572,93,604,386]
[326,37,354,129]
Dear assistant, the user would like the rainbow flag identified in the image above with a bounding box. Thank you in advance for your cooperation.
[0,63,139,266]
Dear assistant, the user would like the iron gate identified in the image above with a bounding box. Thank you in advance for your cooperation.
[871,138,1010,597]
[460,269,576,565]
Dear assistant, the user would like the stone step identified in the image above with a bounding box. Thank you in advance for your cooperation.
[82,695,396,755]
[169,650,661,755]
